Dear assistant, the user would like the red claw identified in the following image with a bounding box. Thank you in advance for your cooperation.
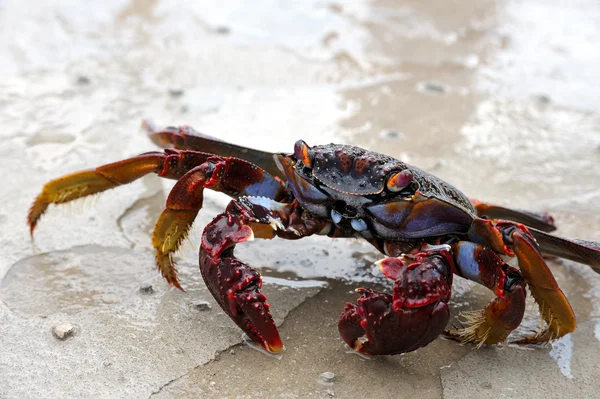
[339,253,453,355]
[339,288,450,355]
[237,288,284,353]
[200,209,284,354]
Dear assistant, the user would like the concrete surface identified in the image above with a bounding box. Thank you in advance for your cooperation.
[1,0,600,398]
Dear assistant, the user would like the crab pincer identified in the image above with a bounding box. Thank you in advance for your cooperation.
[339,248,453,355]
[200,208,284,353]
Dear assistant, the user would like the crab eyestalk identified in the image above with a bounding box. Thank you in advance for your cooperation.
[293,140,313,168]
[338,249,453,355]
[386,170,413,192]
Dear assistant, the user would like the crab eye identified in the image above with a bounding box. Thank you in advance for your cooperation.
[294,140,313,168]
[386,170,413,192]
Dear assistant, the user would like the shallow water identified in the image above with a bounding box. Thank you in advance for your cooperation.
[1,0,599,398]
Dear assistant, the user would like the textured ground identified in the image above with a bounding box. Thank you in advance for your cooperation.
[1,1,600,398]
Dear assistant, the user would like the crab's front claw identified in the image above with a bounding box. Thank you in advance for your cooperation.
[338,254,452,355]
[200,210,283,353]
[339,288,450,356]
[200,253,284,353]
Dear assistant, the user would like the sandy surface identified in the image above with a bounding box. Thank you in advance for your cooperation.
[1,0,600,398]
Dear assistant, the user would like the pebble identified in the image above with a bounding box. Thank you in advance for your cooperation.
[76,75,91,85]
[416,81,448,94]
[215,26,230,35]
[139,284,154,294]
[535,94,551,104]
[318,371,336,385]
[168,88,185,97]
[192,300,212,311]
[52,324,76,340]
[378,130,404,140]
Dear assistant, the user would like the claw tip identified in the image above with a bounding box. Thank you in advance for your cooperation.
[265,341,285,354]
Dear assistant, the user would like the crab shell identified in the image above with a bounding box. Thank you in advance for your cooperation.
[276,141,477,242]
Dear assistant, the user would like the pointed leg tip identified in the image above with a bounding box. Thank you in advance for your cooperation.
[141,119,157,133]
[155,253,185,291]
[28,217,41,239]
[27,197,48,237]
[27,216,36,239]
[164,272,184,291]
[171,278,184,292]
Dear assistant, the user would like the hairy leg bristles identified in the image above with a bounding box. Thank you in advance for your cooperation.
[453,310,491,348]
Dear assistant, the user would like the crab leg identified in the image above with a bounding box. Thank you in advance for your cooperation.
[469,219,576,343]
[142,121,284,179]
[28,149,216,235]
[530,228,600,272]
[200,197,327,353]
[153,157,285,288]
[470,198,556,232]
[338,246,454,355]
[28,148,285,289]
[443,241,526,345]
[471,198,600,269]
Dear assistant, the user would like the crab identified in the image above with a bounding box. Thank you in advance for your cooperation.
[28,121,600,356]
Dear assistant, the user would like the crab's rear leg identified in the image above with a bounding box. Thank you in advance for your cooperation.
[470,198,556,232]
[200,197,327,353]
[469,219,576,344]
[27,149,224,235]
[530,228,600,273]
[443,241,527,345]
[142,121,284,179]
[152,157,285,288]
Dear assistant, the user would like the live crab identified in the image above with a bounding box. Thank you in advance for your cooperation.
[28,122,600,356]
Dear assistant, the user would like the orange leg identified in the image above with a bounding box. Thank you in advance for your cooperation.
[468,219,576,343]
[28,150,213,236]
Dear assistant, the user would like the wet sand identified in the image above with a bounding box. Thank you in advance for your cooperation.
[1,1,600,398]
